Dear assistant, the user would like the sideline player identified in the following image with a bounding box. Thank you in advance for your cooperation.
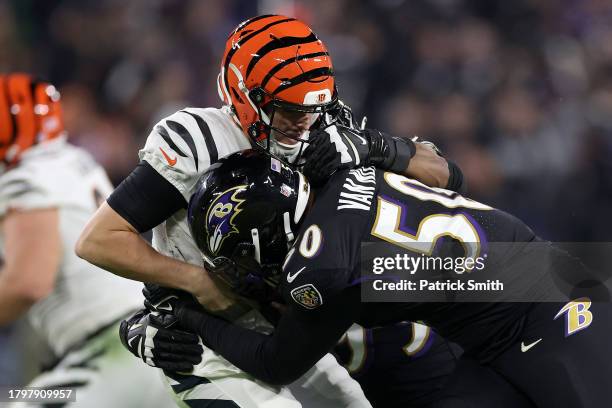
[177,150,612,408]
[0,73,175,407]
[76,15,464,408]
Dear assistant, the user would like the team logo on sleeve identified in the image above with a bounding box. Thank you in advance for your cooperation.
[206,185,247,254]
[290,284,323,309]
[554,297,593,337]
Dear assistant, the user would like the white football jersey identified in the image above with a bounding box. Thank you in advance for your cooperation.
[0,137,143,356]
[137,107,373,408]
[140,106,252,271]
[141,106,280,377]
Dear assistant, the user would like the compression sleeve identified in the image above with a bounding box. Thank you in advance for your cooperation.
[176,287,360,385]
[107,161,187,233]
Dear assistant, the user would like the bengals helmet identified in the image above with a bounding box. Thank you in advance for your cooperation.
[218,15,338,162]
[0,73,65,167]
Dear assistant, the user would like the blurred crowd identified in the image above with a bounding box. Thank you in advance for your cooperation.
[2,0,611,240]
[1,0,612,388]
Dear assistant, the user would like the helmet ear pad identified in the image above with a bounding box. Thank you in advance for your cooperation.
[250,87,265,105]
[245,87,272,142]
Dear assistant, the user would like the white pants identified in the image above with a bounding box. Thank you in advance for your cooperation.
[9,322,177,408]
[165,352,371,408]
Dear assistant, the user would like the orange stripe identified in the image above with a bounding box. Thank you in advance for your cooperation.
[0,76,13,150]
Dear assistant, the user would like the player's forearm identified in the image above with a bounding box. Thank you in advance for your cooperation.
[77,227,193,291]
[76,222,232,311]
[176,289,358,385]
[0,209,61,325]
[404,142,450,188]
[176,305,314,385]
[367,131,456,189]
[0,271,38,325]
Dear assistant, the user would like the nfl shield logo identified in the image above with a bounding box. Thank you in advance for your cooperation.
[290,284,323,309]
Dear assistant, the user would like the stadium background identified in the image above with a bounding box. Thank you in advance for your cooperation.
[1,0,611,387]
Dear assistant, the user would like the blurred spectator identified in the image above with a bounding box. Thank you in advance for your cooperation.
[3,0,610,237]
[3,0,612,389]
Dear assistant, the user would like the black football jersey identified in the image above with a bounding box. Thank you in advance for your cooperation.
[195,166,584,387]
[334,322,461,407]
[281,166,543,360]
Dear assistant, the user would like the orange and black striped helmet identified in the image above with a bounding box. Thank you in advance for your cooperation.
[218,15,337,144]
[0,73,65,167]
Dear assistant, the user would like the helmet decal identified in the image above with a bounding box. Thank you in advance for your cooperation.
[206,185,247,254]
[244,31,319,80]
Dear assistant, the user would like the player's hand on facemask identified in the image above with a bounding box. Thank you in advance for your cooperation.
[119,308,203,372]
[302,124,417,187]
[301,125,347,186]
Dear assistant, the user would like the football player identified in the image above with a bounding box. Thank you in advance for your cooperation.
[76,14,465,408]
[0,73,176,407]
[176,150,612,408]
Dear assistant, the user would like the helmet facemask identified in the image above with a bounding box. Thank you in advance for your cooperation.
[220,15,339,168]
[243,85,339,168]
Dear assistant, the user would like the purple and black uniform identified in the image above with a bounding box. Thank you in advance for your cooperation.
[186,167,612,407]
[333,322,462,407]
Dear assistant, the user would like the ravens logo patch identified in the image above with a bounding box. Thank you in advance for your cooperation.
[290,284,323,309]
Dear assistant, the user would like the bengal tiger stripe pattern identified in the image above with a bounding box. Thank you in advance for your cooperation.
[0,73,65,166]
[218,14,337,142]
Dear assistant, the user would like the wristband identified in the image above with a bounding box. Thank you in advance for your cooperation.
[367,130,416,173]
[446,160,466,193]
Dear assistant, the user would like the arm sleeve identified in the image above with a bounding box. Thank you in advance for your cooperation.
[179,286,359,385]
[107,161,187,233]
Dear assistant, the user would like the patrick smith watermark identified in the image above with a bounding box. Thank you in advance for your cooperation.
[360,242,612,302]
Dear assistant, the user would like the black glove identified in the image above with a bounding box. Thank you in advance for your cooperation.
[302,125,416,186]
[142,283,185,312]
[119,308,203,372]
[326,100,361,129]
[301,126,346,186]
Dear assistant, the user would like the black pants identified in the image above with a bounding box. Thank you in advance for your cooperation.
[435,357,535,408]
[488,301,612,408]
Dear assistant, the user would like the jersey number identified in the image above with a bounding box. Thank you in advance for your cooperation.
[338,322,431,374]
[371,173,491,263]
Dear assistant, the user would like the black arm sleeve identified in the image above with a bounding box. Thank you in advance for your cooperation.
[177,287,359,385]
[107,161,187,233]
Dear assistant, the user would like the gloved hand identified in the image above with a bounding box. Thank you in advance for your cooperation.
[302,125,416,186]
[326,99,362,130]
[301,126,347,186]
[142,283,185,312]
[119,308,203,372]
